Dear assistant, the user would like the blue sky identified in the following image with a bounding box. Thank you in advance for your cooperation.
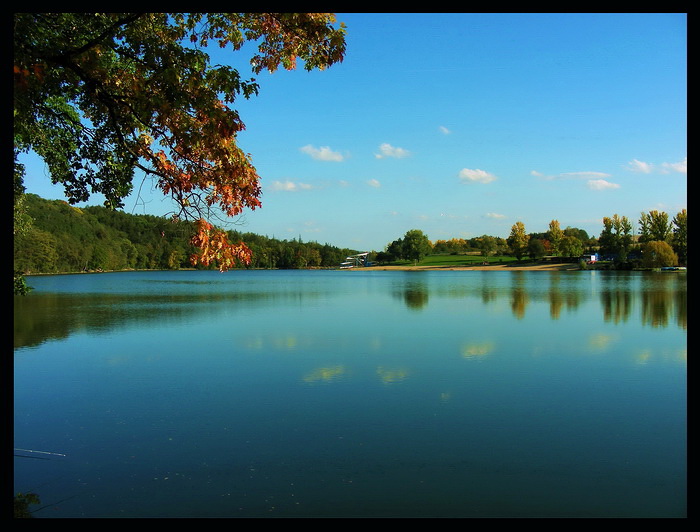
[21,13,687,251]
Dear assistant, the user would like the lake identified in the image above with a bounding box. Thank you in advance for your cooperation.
[14,269,686,518]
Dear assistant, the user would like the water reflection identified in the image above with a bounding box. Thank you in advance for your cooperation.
[461,341,496,359]
[14,270,687,518]
[14,271,686,352]
[303,366,347,383]
[376,366,410,384]
[403,270,686,327]
[392,273,429,310]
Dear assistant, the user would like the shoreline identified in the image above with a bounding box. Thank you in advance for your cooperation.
[359,262,584,272]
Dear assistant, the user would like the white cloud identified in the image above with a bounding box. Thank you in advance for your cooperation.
[374,143,410,159]
[485,212,506,219]
[367,178,381,188]
[625,157,686,175]
[626,159,653,173]
[459,168,497,184]
[439,125,451,135]
[661,157,687,174]
[587,179,620,190]
[270,180,313,192]
[300,144,344,162]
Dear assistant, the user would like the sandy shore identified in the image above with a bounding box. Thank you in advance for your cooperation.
[360,262,583,272]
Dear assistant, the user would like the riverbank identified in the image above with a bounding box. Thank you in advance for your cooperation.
[360,262,584,272]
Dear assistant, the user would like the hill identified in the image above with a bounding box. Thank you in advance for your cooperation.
[14,194,358,274]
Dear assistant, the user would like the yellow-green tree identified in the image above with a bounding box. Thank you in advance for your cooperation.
[547,219,564,256]
[507,221,529,260]
[641,241,678,268]
[639,210,672,243]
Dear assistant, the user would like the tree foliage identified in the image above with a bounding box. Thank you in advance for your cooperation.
[559,235,583,258]
[14,13,346,271]
[527,238,546,260]
[671,209,687,265]
[507,221,529,260]
[598,214,633,261]
[14,194,356,274]
[641,241,678,268]
[639,210,672,243]
[401,229,433,263]
[547,220,564,256]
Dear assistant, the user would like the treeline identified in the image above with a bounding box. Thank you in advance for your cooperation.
[374,225,597,265]
[13,194,359,274]
[375,210,687,269]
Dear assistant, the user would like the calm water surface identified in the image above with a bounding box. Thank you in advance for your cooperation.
[14,270,686,518]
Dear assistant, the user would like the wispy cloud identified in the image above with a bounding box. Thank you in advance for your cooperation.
[625,157,686,175]
[626,159,653,173]
[485,212,506,219]
[531,169,620,190]
[533,170,614,183]
[560,171,612,179]
[587,179,620,190]
[367,178,381,188]
[459,168,497,184]
[300,144,345,162]
[439,125,451,135]
[375,143,410,159]
[661,157,687,174]
[270,180,313,192]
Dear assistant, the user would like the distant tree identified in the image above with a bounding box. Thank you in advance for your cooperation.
[306,247,322,268]
[562,226,589,241]
[373,251,392,264]
[477,235,497,257]
[639,210,672,243]
[527,238,546,260]
[547,220,564,256]
[559,235,583,258]
[598,214,633,260]
[401,229,432,263]
[641,241,678,268]
[386,239,404,261]
[507,221,529,260]
[671,209,687,265]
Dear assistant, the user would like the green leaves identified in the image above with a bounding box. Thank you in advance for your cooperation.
[14,13,346,270]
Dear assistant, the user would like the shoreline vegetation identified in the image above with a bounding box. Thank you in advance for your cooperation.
[15,196,685,280]
[359,261,583,272]
[27,260,677,277]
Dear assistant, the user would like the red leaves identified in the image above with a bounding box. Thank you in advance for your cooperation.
[190,218,253,272]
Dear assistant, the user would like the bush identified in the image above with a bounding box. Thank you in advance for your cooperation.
[641,241,678,268]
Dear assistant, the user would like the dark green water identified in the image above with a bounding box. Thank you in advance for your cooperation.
[14,269,686,518]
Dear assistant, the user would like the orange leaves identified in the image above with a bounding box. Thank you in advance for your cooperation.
[14,13,345,274]
[13,63,45,89]
[190,218,253,272]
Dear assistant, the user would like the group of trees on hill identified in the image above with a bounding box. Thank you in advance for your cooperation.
[14,194,358,276]
[376,210,687,269]
[14,193,687,280]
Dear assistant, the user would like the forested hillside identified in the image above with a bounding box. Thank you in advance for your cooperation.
[14,194,359,274]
